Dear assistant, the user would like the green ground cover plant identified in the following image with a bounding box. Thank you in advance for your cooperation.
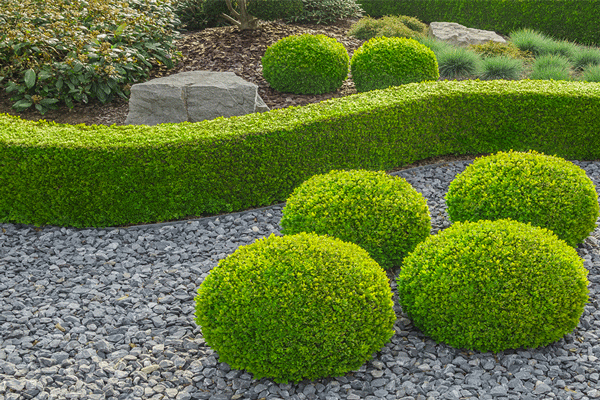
[0,0,181,114]
[477,56,524,80]
[347,15,428,41]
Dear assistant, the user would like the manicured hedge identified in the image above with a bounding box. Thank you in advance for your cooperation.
[356,0,600,46]
[1,79,600,228]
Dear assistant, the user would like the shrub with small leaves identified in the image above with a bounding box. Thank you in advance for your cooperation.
[0,0,181,114]
[285,0,363,24]
[445,150,599,247]
[468,41,533,61]
[195,232,396,383]
[348,15,427,41]
[350,36,439,92]
[397,219,589,353]
[262,34,349,94]
[280,170,431,269]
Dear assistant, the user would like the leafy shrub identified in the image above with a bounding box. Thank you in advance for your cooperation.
[280,170,431,269]
[348,15,427,41]
[262,34,349,94]
[582,65,600,82]
[530,54,573,81]
[468,41,533,61]
[477,56,524,80]
[195,232,396,383]
[509,28,552,57]
[350,36,439,92]
[397,219,589,353]
[572,47,600,71]
[445,150,599,247]
[436,47,481,80]
[285,0,363,24]
[175,0,303,31]
[0,0,181,114]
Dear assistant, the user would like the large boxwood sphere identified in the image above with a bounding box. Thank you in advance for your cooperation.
[397,219,589,352]
[194,232,396,383]
[261,33,349,95]
[350,36,439,93]
[280,169,431,269]
[445,150,599,247]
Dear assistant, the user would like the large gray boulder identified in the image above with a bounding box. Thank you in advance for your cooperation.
[125,71,269,126]
[429,22,507,46]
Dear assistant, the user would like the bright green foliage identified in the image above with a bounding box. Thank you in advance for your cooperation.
[348,15,427,41]
[2,80,600,227]
[446,150,599,247]
[530,54,573,81]
[262,34,349,94]
[397,219,589,353]
[477,56,524,80]
[415,36,453,59]
[572,48,600,71]
[350,36,439,92]
[280,170,431,269]
[436,47,481,80]
[469,41,533,61]
[582,65,600,82]
[195,232,396,383]
[285,0,363,24]
[0,0,181,114]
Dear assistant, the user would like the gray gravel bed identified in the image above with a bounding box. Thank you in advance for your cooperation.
[1,160,600,400]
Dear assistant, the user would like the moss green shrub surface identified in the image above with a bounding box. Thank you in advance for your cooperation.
[262,34,349,94]
[397,219,589,352]
[350,36,439,92]
[280,170,431,269]
[2,80,600,228]
[194,232,396,383]
[446,151,599,247]
[348,15,427,41]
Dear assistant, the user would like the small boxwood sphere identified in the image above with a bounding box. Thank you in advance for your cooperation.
[195,232,396,383]
[261,33,349,95]
[280,170,431,269]
[350,36,439,93]
[446,150,599,247]
[397,219,589,352]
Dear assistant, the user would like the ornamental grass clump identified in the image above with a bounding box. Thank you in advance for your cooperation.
[477,56,524,80]
[572,47,600,71]
[280,170,431,269]
[195,232,396,383]
[509,28,553,57]
[262,34,349,94]
[350,37,439,92]
[582,65,600,82]
[397,219,589,353]
[445,150,599,247]
[0,0,181,114]
[436,47,482,80]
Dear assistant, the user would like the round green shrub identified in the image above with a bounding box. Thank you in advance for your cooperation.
[350,36,439,92]
[348,15,427,41]
[195,232,396,383]
[397,219,589,352]
[262,33,349,94]
[446,150,599,247]
[280,170,431,269]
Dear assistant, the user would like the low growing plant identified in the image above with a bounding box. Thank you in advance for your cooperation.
[509,28,552,57]
[572,47,600,71]
[348,15,427,41]
[582,65,600,82]
[530,54,573,81]
[0,0,182,114]
[436,47,481,80]
[468,41,533,61]
[477,56,524,80]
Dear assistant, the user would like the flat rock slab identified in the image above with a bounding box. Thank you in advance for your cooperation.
[429,22,507,46]
[125,70,269,126]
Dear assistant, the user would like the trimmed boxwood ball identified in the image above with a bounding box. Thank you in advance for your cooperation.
[397,219,589,352]
[280,169,431,269]
[445,150,599,247]
[350,36,439,92]
[261,33,349,95]
[194,232,396,383]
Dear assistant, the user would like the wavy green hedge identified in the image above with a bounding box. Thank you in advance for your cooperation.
[1,79,600,228]
[356,0,599,46]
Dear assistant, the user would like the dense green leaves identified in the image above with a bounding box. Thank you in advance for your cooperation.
[1,79,600,227]
[446,151,599,246]
[262,34,349,95]
[397,219,589,352]
[195,232,396,383]
[281,170,431,269]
